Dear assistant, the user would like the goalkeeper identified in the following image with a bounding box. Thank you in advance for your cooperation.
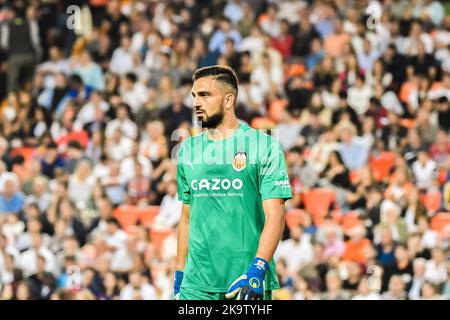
[174,66,292,300]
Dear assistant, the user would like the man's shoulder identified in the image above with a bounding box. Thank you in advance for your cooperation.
[242,124,281,144]
[179,131,205,151]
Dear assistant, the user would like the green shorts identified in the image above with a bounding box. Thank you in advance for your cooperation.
[179,288,272,300]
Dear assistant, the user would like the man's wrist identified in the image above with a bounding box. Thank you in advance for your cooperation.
[174,270,184,285]
[248,257,268,278]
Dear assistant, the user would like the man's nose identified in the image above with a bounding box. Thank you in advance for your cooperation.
[193,96,201,109]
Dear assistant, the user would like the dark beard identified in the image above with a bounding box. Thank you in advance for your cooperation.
[200,107,225,129]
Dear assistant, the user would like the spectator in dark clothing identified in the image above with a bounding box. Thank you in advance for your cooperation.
[159,90,192,138]
[88,197,113,234]
[300,109,326,147]
[27,255,57,300]
[402,129,424,166]
[383,44,407,92]
[285,76,313,115]
[40,142,64,179]
[408,41,439,79]
[0,6,42,92]
[58,199,86,247]
[313,56,337,89]
[222,38,241,72]
[376,228,397,269]
[381,112,408,151]
[21,201,54,237]
[291,11,321,57]
[436,96,450,131]
[365,97,388,130]
[332,91,360,129]
[64,140,87,175]
[381,245,414,293]
[320,151,352,190]
[102,0,130,50]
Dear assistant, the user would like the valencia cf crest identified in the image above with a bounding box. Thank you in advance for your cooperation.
[232,151,247,172]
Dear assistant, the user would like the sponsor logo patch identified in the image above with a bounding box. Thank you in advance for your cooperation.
[249,277,261,289]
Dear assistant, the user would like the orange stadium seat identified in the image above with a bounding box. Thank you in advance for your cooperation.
[313,209,342,226]
[349,170,361,184]
[399,118,416,129]
[112,205,140,229]
[285,209,305,229]
[124,225,139,237]
[302,188,336,217]
[150,228,175,258]
[341,211,362,233]
[10,147,35,162]
[438,169,447,186]
[422,192,442,213]
[369,152,396,181]
[139,206,161,227]
[430,212,450,233]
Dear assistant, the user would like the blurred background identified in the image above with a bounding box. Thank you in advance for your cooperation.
[0,0,448,300]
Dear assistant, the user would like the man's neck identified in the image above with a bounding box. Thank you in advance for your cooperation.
[206,118,239,140]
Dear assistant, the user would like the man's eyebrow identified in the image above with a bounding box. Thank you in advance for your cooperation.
[191,91,210,96]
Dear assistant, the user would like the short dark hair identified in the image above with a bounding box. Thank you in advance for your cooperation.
[106,217,121,228]
[192,65,239,98]
[125,72,137,83]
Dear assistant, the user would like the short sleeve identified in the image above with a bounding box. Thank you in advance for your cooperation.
[258,140,293,201]
[177,143,191,204]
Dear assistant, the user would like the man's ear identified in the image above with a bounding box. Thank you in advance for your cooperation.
[224,93,234,110]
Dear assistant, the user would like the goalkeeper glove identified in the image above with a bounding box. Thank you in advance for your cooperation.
[225,257,268,300]
[173,270,183,300]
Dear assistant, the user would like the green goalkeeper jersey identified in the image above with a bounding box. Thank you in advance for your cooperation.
[177,122,293,292]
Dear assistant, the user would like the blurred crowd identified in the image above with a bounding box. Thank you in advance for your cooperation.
[0,0,449,300]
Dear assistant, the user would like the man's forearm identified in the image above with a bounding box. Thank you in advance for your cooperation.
[256,199,286,262]
[176,204,190,270]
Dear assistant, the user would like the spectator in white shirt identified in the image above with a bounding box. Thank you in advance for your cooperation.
[68,160,96,208]
[352,277,381,300]
[259,4,281,38]
[402,21,434,55]
[347,74,373,115]
[356,39,381,73]
[417,216,439,249]
[0,233,20,284]
[408,258,427,300]
[37,46,70,76]
[154,180,182,229]
[276,225,314,273]
[109,36,134,75]
[17,218,51,252]
[105,128,134,162]
[104,218,128,253]
[239,26,265,58]
[2,213,24,246]
[119,72,149,114]
[120,141,153,182]
[412,150,438,191]
[250,52,284,99]
[25,175,52,214]
[130,18,154,53]
[19,232,56,277]
[105,104,138,140]
[424,246,448,286]
[139,120,167,163]
[75,91,110,129]
[120,271,157,300]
